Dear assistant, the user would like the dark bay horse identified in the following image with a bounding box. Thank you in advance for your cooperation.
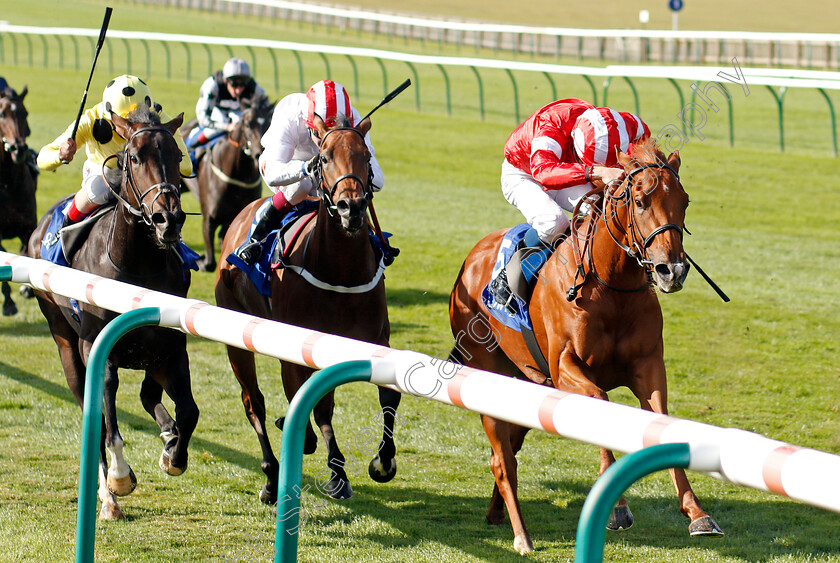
[185,103,272,272]
[0,85,37,315]
[215,114,400,503]
[449,139,722,554]
[27,108,199,520]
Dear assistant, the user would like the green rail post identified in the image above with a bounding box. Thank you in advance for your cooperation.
[317,51,330,80]
[505,68,520,124]
[290,50,303,92]
[76,308,162,563]
[375,57,388,98]
[0,266,11,281]
[436,64,451,116]
[765,85,788,151]
[274,360,373,563]
[469,65,483,120]
[405,61,420,112]
[345,55,359,99]
[816,88,838,157]
[542,71,557,104]
[574,443,691,563]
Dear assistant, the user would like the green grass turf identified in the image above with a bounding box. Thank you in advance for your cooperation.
[0,1,839,561]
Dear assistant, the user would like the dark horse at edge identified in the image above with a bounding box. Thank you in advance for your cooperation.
[0,84,37,315]
[215,113,401,503]
[27,107,199,520]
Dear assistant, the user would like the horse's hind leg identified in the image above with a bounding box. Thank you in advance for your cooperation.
[100,360,137,497]
[2,281,17,316]
[226,345,281,504]
[368,387,401,483]
[482,415,534,555]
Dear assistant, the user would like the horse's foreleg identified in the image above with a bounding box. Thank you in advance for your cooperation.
[2,281,17,316]
[368,387,401,483]
[97,454,124,520]
[312,392,353,500]
[199,213,218,272]
[102,361,136,496]
[227,345,279,504]
[631,358,724,536]
[481,415,533,554]
[149,353,199,476]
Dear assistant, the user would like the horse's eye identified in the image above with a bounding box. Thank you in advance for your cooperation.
[130,154,139,164]
[634,198,644,209]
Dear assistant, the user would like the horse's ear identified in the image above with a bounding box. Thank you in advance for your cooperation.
[312,113,328,136]
[19,86,27,100]
[110,112,132,141]
[356,117,371,137]
[163,113,185,136]
[616,148,633,168]
[667,151,681,173]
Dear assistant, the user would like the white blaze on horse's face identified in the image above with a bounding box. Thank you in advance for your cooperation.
[631,151,690,293]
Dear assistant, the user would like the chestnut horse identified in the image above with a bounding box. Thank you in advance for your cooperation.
[186,103,272,272]
[216,114,400,503]
[0,85,37,315]
[27,108,199,520]
[449,139,722,554]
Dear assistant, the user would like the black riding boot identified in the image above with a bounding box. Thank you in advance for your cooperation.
[235,204,285,266]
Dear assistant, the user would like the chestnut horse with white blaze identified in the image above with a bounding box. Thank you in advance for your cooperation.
[449,138,722,554]
[215,113,401,504]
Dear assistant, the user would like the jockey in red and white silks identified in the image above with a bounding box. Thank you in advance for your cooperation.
[234,79,384,266]
[259,79,384,206]
[501,98,650,244]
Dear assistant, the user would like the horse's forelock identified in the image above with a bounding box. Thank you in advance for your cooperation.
[125,105,162,126]
[629,137,666,165]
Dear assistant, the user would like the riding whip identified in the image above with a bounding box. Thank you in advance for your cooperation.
[360,79,411,122]
[70,7,113,140]
[684,252,730,302]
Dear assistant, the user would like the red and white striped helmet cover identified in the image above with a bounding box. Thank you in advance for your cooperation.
[305,80,354,128]
[571,107,649,166]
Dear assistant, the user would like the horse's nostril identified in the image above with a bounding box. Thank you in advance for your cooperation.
[655,263,672,278]
[174,210,187,226]
[337,200,351,213]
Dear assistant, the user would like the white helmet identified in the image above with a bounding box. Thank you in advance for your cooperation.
[102,75,154,118]
[223,57,251,81]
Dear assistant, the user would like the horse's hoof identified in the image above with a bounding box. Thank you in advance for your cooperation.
[107,467,137,496]
[607,504,634,531]
[159,450,188,476]
[513,534,534,555]
[325,477,353,500]
[368,456,396,483]
[2,302,17,316]
[198,260,216,273]
[19,285,34,299]
[689,516,724,537]
[98,502,125,521]
[274,416,284,430]
[259,485,278,505]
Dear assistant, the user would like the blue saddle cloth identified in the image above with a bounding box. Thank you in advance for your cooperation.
[40,199,200,273]
[481,223,533,332]
[226,199,396,297]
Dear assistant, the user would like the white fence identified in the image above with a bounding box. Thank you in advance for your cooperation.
[4,249,840,514]
[131,0,840,68]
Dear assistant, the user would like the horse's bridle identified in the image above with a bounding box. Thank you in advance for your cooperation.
[310,127,374,217]
[566,162,684,300]
[104,125,182,226]
[603,163,684,268]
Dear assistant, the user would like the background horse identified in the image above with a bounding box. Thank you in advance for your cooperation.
[0,84,37,316]
[215,114,401,504]
[449,139,722,554]
[26,108,199,520]
[184,100,273,272]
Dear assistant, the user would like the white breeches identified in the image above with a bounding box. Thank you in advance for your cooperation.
[82,159,114,206]
[267,177,316,206]
[500,158,593,243]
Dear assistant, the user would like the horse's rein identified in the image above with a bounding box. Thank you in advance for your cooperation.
[104,126,181,225]
[312,127,373,217]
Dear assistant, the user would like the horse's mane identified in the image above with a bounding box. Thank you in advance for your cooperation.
[629,136,667,166]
